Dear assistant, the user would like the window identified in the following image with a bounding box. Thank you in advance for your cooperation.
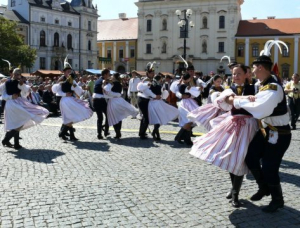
[282,64,290,78]
[40,57,46,69]
[40,30,46,46]
[41,17,45,22]
[11,0,15,7]
[119,49,124,59]
[283,45,289,57]
[55,19,59,25]
[218,42,224,53]
[202,40,207,53]
[162,19,167,30]
[54,32,59,47]
[88,21,91,31]
[146,44,151,54]
[107,49,112,58]
[88,40,91,50]
[67,34,72,49]
[219,16,225,29]
[88,0,91,8]
[147,19,152,32]
[180,24,188,38]
[162,42,167,54]
[130,48,135,58]
[237,44,244,57]
[68,21,72,27]
[203,17,208,28]
[88,61,92,69]
[252,45,259,57]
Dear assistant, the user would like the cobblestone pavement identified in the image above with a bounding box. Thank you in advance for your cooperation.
[0,114,300,228]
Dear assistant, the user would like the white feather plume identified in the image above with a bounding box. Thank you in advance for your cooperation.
[64,55,72,69]
[2,59,12,69]
[220,55,231,64]
[178,55,188,69]
[150,61,156,70]
[262,40,289,56]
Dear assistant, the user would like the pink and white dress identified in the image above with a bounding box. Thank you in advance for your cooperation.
[189,89,259,176]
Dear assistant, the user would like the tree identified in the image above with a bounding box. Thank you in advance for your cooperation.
[0,17,36,74]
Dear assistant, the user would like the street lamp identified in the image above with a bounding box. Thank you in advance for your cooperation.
[176,9,195,61]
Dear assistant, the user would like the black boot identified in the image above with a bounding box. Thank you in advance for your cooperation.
[152,124,161,141]
[113,122,122,139]
[250,169,270,201]
[102,124,110,137]
[69,127,78,141]
[2,130,16,147]
[183,130,193,146]
[262,184,284,213]
[59,125,69,140]
[14,131,23,149]
[231,175,244,208]
[175,128,185,144]
[226,173,235,199]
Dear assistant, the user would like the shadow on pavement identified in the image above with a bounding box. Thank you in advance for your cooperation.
[106,136,158,148]
[8,149,65,163]
[229,201,300,227]
[72,141,110,152]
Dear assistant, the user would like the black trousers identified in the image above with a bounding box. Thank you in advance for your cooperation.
[288,97,300,127]
[138,97,150,137]
[93,98,108,136]
[245,127,291,185]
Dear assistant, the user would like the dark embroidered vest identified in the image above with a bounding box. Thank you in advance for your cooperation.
[230,84,255,116]
[111,81,122,93]
[150,83,162,95]
[94,77,104,94]
[5,79,21,95]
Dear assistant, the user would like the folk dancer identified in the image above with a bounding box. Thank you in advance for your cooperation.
[1,68,49,149]
[190,64,257,207]
[137,62,161,139]
[127,70,141,109]
[226,40,292,212]
[104,73,138,139]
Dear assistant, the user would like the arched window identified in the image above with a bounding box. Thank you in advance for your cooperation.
[202,40,207,53]
[162,19,167,30]
[88,40,91,50]
[54,32,59,47]
[203,17,208,28]
[67,34,72,49]
[40,30,46,46]
[219,16,225,29]
[162,42,167,53]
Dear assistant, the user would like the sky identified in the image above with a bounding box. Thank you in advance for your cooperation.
[0,0,299,20]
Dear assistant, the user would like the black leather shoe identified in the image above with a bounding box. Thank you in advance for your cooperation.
[231,199,241,208]
[14,144,23,150]
[140,135,148,140]
[2,140,14,148]
[97,135,103,139]
[226,191,232,199]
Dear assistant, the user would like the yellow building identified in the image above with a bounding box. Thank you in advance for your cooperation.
[235,18,300,78]
[97,15,138,73]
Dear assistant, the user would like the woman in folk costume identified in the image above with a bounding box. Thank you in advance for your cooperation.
[190,64,258,208]
[52,56,93,141]
[171,56,201,146]
[226,40,291,213]
[137,62,161,139]
[148,75,179,141]
[187,75,225,131]
[104,73,138,139]
[220,55,238,87]
[1,68,49,149]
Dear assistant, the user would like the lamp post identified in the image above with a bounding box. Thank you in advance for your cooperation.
[176,9,195,60]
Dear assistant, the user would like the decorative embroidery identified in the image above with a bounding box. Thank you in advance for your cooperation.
[227,116,249,135]
[259,84,277,92]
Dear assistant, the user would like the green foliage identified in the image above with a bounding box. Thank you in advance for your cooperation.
[0,17,36,73]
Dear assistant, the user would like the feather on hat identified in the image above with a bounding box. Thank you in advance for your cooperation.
[63,55,72,71]
[2,59,12,70]
[146,61,156,73]
[220,55,237,68]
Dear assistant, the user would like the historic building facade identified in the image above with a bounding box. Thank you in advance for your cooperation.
[235,18,300,78]
[135,0,244,75]
[97,16,138,73]
[6,0,98,72]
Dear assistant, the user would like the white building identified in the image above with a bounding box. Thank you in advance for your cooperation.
[6,0,98,72]
[135,0,244,75]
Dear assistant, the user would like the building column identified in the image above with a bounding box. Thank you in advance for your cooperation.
[294,37,299,73]
[274,37,279,64]
[126,41,129,72]
[102,42,105,69]
[245,38,249,66]
[113,41,117,70]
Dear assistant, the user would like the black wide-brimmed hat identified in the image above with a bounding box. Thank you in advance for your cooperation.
[228,61,238,68]
[252,55,273,66]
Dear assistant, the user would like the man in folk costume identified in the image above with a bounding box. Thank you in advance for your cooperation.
[1,68,49,149]
[225,40,291,213]
[1,59,14,113]
[52,57,93,141]
[92,68,110,139]
[137,62,161,139]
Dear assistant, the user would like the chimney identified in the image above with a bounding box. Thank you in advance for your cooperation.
[267,16,275,19]
[119,13,128,20]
